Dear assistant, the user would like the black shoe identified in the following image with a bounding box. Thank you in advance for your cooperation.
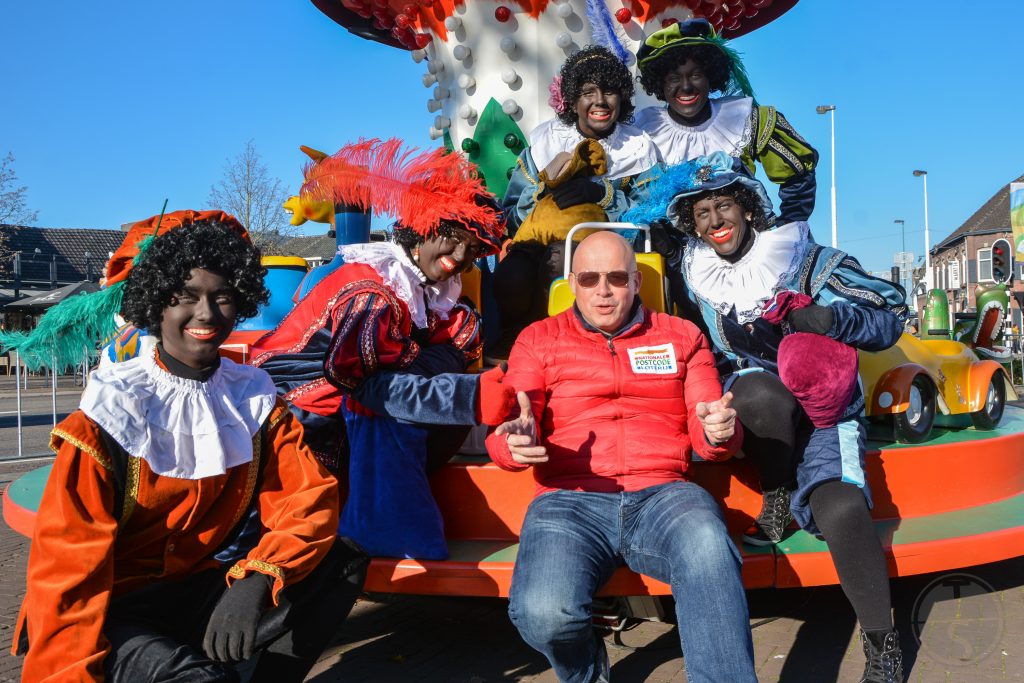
[742,486,793,546]
[859,629,903,683]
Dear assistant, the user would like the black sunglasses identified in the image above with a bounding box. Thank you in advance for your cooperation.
[573,270,633,288]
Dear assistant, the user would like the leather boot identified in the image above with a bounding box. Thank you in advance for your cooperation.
[859,629,903,683]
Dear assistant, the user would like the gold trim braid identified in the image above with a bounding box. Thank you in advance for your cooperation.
[119,456,142,527]
[50,428,112,471]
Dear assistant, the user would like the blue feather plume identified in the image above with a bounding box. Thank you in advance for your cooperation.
[585,0,629,64]
[621,160,705,226]
[623,152,734,225]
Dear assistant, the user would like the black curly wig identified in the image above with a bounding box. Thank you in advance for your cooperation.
[120,221,269,336]
[673,185,769,237]
[392,220,467,250]
[557,45,635,127]
[639,44,732,100]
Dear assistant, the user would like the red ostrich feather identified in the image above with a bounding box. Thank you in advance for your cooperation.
[300,138,495,238]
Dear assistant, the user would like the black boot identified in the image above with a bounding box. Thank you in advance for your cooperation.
[742,486,793,546]
[859,629,903,683]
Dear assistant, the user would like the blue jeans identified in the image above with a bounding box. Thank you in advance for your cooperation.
[508,482,756,683]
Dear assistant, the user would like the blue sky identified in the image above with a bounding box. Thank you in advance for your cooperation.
[3,1,1023,275]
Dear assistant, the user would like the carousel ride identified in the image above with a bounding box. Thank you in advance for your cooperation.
[5,0,1024,603]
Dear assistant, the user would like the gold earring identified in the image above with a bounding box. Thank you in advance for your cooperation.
[413,248,421,260]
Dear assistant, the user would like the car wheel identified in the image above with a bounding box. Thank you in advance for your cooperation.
[892,375,936,444]
[970,375,1005,431]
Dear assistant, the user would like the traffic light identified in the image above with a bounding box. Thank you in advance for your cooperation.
[991,238,1013,283]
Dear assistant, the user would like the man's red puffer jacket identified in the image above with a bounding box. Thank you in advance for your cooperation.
[486,305,741,495]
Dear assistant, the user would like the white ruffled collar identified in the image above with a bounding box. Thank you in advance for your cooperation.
[683,221,811,325]
[528,118,660,181]
[80,347,277,480]
[339,241,461,329]
[635,96,753,165]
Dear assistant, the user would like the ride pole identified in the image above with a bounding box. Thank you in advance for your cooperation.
[15,351,23,459]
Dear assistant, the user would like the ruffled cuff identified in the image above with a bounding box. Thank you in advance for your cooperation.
[227,559,286,605]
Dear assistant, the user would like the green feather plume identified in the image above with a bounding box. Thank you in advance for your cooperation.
[0,282,125,372]
[708,35,755,100]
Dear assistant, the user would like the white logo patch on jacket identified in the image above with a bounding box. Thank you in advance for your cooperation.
[627,344,678,375]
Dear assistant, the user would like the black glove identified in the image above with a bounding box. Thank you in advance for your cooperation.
[787,304,834,335]
[203,572,273,662]
[649,221,681,262]
[550,178,605,209]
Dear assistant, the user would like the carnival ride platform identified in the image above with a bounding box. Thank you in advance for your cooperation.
[6,407,1024,598]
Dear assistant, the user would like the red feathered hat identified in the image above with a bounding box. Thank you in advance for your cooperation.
[106,209,250,286]
[299,138,504,255]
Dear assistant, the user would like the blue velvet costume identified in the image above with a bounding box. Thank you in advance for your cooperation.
[672,226,907,532]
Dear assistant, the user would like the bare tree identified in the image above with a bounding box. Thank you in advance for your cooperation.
[207,140,293,252]
[0,152,38,226]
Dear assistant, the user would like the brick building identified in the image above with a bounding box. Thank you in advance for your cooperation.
[922,173,1024,329]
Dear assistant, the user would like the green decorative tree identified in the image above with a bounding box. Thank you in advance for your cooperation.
[448,98,526,201]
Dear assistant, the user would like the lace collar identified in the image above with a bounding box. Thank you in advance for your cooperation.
[683,221,811,325]
[80,347,276,480]
[339,241,461,329]
[634,96,753,165]
[528,118,660,181]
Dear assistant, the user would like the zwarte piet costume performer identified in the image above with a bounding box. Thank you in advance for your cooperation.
[635,19,818,225]
[491,45,660,359]
[252,138,515,561]
[625,158,907,683]
[6,211,367,683]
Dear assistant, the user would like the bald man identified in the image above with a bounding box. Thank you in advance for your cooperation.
[486,232,757,683]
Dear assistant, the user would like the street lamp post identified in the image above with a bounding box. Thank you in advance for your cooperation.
[816,105,837,248]
[894,219,906,295]
[913,170,931,290]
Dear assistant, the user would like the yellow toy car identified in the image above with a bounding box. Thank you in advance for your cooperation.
[859,334,1018,443]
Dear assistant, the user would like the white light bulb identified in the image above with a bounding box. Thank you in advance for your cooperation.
[427,59,444,75]
[422,73,437,87]
[556,2,573,18]
[444,16,462,30]
[500,36,517,53]
[434,115,451,129]
[427,99,442,112]
[459,104,477,119]
[458,74,476,89]
[411,49,426,63]
[453,45,471,60]
[502,99,520,115]
[501,68,518,85]
[429,127,444,140]
[555,31,573,49]
[433,85,450,99]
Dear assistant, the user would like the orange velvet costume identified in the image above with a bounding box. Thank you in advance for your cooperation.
[13,399,338,683]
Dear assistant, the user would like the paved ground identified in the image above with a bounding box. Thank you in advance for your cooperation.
[0,376,1021,681]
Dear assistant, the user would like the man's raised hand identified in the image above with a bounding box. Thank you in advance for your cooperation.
[696,391,737,445]
[495,391,548,465]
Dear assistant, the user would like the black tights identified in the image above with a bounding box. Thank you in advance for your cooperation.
[730,371,893,632]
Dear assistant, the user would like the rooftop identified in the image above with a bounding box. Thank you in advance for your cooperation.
[934,172,1024,252]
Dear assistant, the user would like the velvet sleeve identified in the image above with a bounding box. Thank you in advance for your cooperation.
[485,325,548,472]
[818,256,907,352]
[18,413,118,682]
[748,106,818,224]
[681,327,743,462]
[427,300,484,366]
[227,403,339,603]
[502,149,542,236]
[323,284,419,392]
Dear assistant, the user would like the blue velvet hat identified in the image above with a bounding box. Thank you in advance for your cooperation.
[622,152,774,229]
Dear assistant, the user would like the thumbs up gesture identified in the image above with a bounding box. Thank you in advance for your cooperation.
[695,391,737,445]
[495,391,548,466]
